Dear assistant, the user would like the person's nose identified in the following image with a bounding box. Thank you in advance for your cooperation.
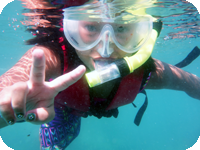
[97,31,114,58]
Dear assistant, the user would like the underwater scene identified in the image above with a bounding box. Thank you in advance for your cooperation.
[0,0,200,150]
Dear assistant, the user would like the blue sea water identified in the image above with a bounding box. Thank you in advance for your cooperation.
[0,0,200,150]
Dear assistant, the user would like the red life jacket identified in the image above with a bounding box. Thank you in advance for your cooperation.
[54,66,144,115]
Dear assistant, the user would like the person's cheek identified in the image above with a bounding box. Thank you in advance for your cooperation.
[75,50,95,70]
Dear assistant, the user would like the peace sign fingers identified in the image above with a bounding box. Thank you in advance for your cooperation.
[29,49,46,86]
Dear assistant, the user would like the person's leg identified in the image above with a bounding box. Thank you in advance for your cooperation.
[39,107,81,150]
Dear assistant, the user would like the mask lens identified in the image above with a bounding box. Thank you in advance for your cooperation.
[64,19,105,51]
[113,17,152,53]
[78,21,102,45]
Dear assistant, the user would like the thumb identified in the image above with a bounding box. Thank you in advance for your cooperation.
[25,105,55,124]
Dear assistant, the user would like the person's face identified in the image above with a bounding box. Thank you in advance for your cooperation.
[75,21,134,70]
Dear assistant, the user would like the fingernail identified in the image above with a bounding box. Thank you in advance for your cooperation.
[27,113,36,122]
[8,120,14,125]
[16,113,24,119]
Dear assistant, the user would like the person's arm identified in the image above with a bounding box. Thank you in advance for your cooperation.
[145,59,200,100]
[0,47,86,128]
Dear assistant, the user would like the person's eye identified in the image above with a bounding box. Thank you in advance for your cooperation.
[116,26,128,33]
[85,25,97,32]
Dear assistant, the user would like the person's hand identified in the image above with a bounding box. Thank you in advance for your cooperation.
[0,49,86,125]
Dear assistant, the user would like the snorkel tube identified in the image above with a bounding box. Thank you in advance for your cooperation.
[85,5,159,87]
[85,28,158,87]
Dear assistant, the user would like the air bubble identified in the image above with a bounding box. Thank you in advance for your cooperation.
[164,36,170,40]
[12,18,17,22]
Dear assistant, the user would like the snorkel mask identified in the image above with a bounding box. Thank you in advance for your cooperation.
[63,0,158,87]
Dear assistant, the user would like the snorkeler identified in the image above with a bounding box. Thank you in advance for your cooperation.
[0,0,200,149]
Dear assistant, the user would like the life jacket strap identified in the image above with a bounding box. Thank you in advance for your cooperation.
[175,46,200,68]
[133,90,148,126]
